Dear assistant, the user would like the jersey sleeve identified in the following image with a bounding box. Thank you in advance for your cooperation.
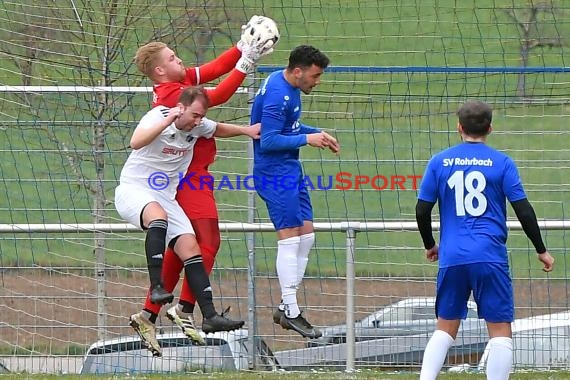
[299,123,320,134]
[417,157,438,202]
[503,156,527,202]
[203,69,246,107]
[259,91,307,151]
[195,46,241,84]
[138,107,166,130]
[192,117,217,139]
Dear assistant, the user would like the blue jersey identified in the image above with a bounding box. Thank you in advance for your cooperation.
[251,70,319,176]
[418,142,527,267]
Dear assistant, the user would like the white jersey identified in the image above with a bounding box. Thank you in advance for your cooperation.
[119,106,216,200]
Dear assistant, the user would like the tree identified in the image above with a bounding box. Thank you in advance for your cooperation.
[0,0,239,340]
[503,2,566,98]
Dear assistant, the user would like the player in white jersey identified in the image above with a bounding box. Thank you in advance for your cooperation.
[115,87,259,342]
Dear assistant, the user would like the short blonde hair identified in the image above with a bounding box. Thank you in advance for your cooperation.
[134,42,168,78]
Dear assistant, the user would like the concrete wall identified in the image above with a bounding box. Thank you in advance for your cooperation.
[0,356,83,374]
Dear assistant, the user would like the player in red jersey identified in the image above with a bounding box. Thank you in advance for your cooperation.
[128,21,276,356]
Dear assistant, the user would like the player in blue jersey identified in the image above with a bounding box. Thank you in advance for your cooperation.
[415,100,554,380]
[251,45,339,339]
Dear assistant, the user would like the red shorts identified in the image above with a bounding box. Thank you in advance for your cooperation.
[176,173,218,219]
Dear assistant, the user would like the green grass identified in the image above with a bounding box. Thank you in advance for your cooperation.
[1,0,570,278]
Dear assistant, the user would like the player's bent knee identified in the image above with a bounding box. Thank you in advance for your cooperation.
[172,233,201,260]
[142,201,168,223]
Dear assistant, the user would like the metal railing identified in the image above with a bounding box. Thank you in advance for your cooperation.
[2,220,567,371]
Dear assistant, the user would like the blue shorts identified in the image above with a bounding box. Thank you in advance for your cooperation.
[436,262,514,323]
[254,174,313,231]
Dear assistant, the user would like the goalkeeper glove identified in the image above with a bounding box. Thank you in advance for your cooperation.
[235,39,275,73]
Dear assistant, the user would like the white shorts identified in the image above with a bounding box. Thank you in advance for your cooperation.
[114,184,195,244]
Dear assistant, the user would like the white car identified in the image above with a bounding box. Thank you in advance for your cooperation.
[308,297,486,347]
[449,310,570,372]
[80,328,279,374]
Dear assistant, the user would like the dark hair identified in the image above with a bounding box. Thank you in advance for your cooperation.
[287,45,330,71]
[457,100,492,137]
[178,86,209,108]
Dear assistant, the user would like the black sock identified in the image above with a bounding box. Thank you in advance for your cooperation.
[145,219,167,288]
[144,309,158,324]
[179,300,195,314]
[184,256,216,318]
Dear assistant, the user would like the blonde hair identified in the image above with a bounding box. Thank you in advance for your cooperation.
[134,42,168,78]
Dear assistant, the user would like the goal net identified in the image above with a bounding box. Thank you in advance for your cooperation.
[1,0,570,373]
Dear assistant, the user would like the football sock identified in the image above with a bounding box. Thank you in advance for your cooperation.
[145,219,168,288]
[143,247,181,315]
[486,337,513,380]
[276,236,301,318]
[161,247,183,291]
[183,256,216,319]
[173,303,192,317]
[419,329,454,380]
[297,233,315,285]
[179,243,217,305]
[179,218,219,307]
[179,300,195,314]
[141,309,156,324]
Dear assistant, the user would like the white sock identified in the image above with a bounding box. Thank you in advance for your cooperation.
[297,233,315,285]
[486,337,513,380]
[276,236,301,318]
[419,330,455,380]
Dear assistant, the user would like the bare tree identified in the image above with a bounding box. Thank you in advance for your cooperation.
[503,2,566,98]
[0,0,238,340]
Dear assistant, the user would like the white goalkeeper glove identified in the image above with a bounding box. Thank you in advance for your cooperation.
[235,43,262,74]
[236,39,277,73]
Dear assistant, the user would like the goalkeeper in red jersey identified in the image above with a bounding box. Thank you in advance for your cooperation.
[127,18,276,356]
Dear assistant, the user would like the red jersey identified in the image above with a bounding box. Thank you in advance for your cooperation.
[152,46,244,218]
[152,46,243,108]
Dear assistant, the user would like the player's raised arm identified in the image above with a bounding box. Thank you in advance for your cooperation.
[130,107,180,149]
[204,42,268,107]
